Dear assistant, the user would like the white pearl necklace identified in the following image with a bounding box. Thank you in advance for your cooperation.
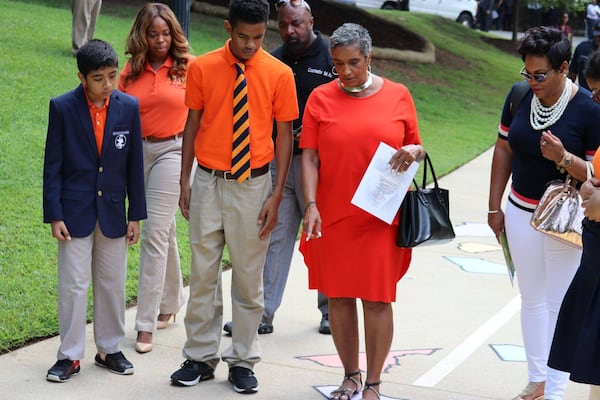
[530,77,572,131]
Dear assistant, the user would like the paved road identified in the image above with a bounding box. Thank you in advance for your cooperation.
[489,29,586,48]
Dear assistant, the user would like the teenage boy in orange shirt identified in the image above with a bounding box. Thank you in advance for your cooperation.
[171,0,298,394]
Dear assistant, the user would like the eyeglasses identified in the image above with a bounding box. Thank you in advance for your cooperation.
[520,67,555,83]
[275,0,311,12]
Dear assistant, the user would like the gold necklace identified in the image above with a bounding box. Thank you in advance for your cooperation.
[339,72,373,93]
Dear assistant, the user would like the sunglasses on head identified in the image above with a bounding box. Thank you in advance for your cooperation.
[275,0,310,12]
[520,67,555,83]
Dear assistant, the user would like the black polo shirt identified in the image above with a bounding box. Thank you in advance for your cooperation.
[272,31,335,154]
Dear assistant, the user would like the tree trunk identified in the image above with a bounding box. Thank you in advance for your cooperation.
[169,0,191,38]
[512,0,520,42]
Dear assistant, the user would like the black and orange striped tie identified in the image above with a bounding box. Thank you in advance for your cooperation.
[231,63,251,182]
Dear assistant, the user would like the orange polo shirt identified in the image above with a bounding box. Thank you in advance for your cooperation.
[594,146,600,175]
[185,40,298,170]
[84,91,109,156]
[119,56,190,138]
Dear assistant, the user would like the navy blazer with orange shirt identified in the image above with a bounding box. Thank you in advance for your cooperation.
[43,84,146,238]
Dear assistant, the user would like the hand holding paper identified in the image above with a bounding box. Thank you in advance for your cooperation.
[351,142,419,224]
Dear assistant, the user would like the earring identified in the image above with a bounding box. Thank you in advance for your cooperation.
[331,66,338,76]
[367,64,372,72]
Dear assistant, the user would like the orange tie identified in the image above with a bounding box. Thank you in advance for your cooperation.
[231,63,251,182]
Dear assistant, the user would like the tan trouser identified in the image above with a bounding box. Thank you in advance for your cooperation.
[182,167,271,370]
[590,385,600,400]
[71,0,102,52]
[57,222,126,360]
[135,138,185,333]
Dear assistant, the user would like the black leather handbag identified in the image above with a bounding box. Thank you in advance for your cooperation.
[396,154,456,248]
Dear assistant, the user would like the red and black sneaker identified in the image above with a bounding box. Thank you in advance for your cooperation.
[46,359,80,382]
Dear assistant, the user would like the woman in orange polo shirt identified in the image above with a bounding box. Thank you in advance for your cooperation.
[119,3,193,353]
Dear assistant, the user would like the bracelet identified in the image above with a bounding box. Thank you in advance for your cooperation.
[557,151,573,169]
[304,201,316,213]
[488,209,500,214]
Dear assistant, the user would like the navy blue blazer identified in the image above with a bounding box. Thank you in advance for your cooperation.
[43,84,147,238]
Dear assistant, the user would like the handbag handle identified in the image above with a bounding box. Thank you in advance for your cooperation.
[563,161,593,189]
[404,152,451,215]
[418,153,439,190]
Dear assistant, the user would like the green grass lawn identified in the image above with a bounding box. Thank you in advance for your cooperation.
[0,0,522,352]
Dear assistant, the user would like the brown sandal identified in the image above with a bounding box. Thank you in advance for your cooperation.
[330,370,362,400]
[363,381,381,400]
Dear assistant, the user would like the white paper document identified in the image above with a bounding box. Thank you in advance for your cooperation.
[351,142,419,224]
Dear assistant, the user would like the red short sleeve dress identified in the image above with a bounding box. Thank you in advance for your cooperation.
[299,78,421,303]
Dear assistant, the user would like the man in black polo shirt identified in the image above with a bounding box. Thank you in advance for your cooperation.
[569,19,600,91]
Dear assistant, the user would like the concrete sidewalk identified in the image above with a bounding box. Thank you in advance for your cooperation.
[0,149,590,399]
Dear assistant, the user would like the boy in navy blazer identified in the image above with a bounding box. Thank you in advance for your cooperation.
[43,39,146,382]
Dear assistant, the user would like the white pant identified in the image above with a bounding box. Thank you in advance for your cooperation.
[505,202,581,400]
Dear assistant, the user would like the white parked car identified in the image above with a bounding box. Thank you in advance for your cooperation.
[407,0,478,28]
[335,0,404,9]
[334,0,477,28]
[355,0,403,9]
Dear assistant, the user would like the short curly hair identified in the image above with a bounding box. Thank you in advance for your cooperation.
[330,23,372,58]
[518,26,571,70]
[228,0,270,27]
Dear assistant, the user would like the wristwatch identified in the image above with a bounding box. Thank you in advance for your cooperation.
[558,151,573,169]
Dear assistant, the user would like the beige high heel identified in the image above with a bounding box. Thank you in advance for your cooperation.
[156,313,176,330]
[135,331,153,353]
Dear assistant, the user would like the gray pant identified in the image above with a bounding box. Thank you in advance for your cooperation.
[57,222,126,360]
[262,155,328,325]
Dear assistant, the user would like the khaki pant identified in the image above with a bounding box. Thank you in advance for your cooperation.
[57,222,126,360]
[182,167,271,370]
[590,385,600,400]
[135,138,185,333]
[71,0,102,53]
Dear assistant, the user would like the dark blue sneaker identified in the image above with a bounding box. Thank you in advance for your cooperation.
[170,360,215,386]
[46,359,80,382]
[228,366,258,394]
[94,351,134,375]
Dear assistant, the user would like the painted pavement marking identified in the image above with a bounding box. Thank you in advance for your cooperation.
[412,296,520,387]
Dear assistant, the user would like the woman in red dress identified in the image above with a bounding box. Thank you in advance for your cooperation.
[300,23,425,400]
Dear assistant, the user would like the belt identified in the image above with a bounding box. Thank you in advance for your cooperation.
[143,133,182,143]
[198,163,269,181]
